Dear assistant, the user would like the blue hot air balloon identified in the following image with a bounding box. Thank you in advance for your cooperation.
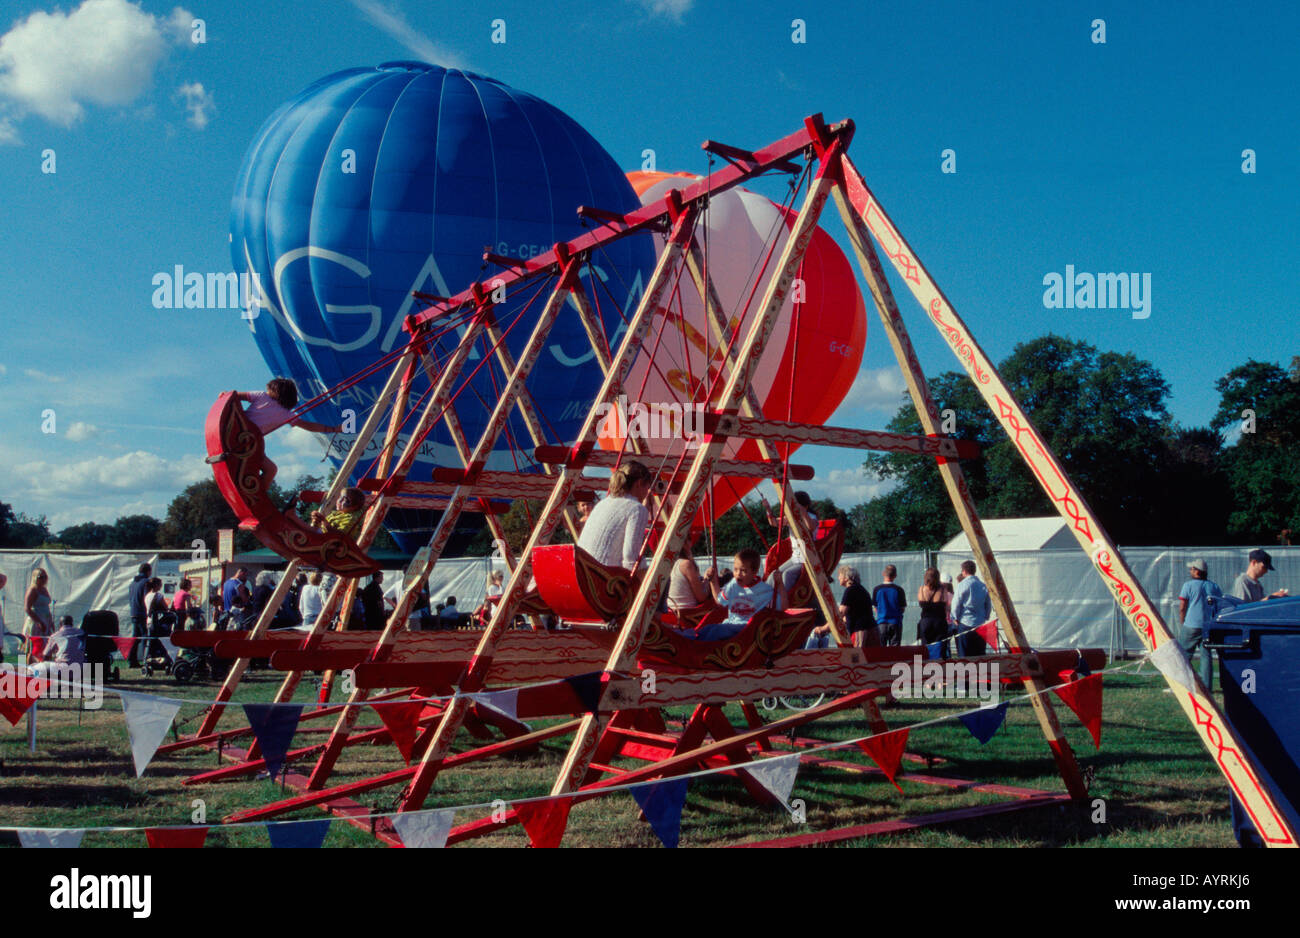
[230,63,654,553]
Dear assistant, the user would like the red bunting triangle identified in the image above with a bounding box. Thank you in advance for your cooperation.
[29,635,48,661]
[1052,674,1104,749]
[856,728,910,792]
[111,636,136,659]
[374,700,424,764]
[0,673,46,726]
[516,797,573,848]
[145,826,209,848]
[975,621,999,648]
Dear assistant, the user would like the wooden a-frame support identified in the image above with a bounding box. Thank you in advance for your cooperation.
[196,112,1293,848]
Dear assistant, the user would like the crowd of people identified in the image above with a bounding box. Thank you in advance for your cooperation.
[0,440,1294,679]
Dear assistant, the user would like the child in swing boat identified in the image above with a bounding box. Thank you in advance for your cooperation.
[695,548,781,642]
[311,487,366,538]
[236,378,343,487]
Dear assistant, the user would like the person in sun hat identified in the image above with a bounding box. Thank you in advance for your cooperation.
[1178,559,1222,690]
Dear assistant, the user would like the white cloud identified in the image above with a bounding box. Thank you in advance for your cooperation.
[10,449,208,501]
[175,80,213,128]
[830,367,908,421]
[347,0,463,68]
[23,367,64,383]
[633,0,694,21]
[0,0,193,130]
[64,421,99,442]
[803,466,897,506]
[0,363,7,375]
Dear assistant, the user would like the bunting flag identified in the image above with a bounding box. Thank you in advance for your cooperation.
[856,728,910,792]
[267,819,332,849]
[468,688,520,723]
[145,826,208,848]
[374,700,424,764]
[1073,651,1092,677]
[630,778,689,848]
[564,672,606,713]
[29,635,48,661]
[517,797,573,848]
[1052,674,1104,749]
[743,753,801,808]
[243,703,304,779]
[18,828,85,849]
[391,809,456,849]
[959,701,1008,745]
[111,636,136,659]
[975,621,1000,648]
[1148,640,1197,691]
[119,691,182,776]
[0,671,45,726]
[925,641,946,660]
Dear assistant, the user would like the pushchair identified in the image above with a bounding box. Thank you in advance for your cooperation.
[169,606,241,684]
[141,610,180,677]
[81,609,123,682]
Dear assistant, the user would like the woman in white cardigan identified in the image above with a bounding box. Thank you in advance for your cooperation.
[577,461,655,571]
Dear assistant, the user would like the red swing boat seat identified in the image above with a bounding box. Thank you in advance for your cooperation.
[530,544,636,624]
[204,392,380,579]
[765,518,846,609]
[638,606,819,672]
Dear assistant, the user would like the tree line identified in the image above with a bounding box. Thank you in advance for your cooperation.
[3,337,1296,557]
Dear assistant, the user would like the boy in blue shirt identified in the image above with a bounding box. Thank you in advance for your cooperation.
[872,565,907,646]
[699,549,776,641]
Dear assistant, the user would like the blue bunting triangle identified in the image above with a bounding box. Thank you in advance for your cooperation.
[925,641,946,660]
[1074,653,1092,677]
[267,818,331,849]
[631,778,689,849]
[959,701,1008,744]
[565,672,605,713]
[243,703,304,779]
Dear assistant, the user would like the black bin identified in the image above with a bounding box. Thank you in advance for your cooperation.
[1206,595,1300,846]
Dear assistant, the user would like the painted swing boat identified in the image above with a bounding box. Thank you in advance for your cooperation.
[186,113,1295,848]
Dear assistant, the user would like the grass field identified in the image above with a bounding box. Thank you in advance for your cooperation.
[0,656,1241,848]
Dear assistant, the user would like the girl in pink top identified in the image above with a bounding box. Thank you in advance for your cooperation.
[235,378,342,486]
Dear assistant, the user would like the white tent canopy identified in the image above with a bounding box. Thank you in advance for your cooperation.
[941,517,1080,553]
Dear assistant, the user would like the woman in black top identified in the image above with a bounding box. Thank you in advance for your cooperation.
[916,567,950,647]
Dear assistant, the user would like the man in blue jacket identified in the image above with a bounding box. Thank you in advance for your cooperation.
[127,563,151,668]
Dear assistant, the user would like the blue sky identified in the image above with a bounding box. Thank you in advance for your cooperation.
[0,0,1295,531]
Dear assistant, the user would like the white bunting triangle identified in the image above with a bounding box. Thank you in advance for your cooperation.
[468,688,520,723]
[742,753,801,808]
[1148,640,1198,691]
[119,691,182,777]
[18,828,85,848]
[391,809,456,849]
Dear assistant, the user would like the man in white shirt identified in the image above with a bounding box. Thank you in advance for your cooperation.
[1231,549,1289,603]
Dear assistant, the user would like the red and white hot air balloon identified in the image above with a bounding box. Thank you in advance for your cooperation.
[601,171,867,523]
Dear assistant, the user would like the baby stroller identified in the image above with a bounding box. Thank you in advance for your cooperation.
[171,606,233,684]
[141,609,180,677]
[81,609,122,682]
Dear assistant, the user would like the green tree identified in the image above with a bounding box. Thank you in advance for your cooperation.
[56,522,116,549]
[859,335,1194,547]
[157,480,260,553]
[105,514,162,550]
[2,511,52,548]
[1211,360,1300,542]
